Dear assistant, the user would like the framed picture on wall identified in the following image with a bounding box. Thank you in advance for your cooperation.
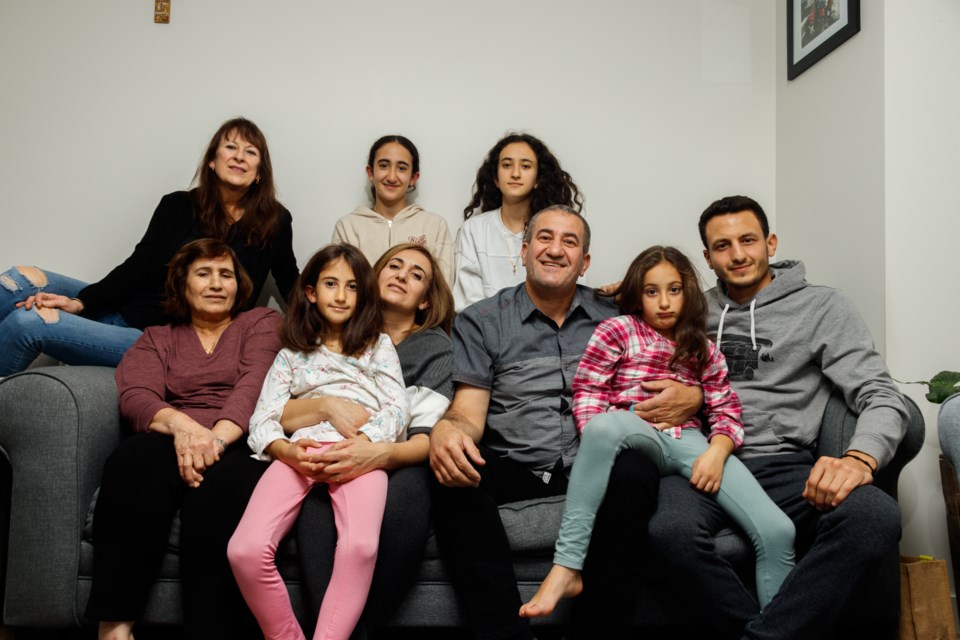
[787,0,861,80]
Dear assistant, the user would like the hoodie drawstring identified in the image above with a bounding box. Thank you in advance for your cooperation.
[716,304,730,349]
[716,301,758,351]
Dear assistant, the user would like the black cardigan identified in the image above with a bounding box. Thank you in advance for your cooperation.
[77,191,299,329]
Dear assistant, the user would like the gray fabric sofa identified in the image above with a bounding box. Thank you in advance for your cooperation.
[0,366,926,633]
[937,393,960,593]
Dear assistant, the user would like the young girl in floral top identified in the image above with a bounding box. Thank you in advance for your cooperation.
[521,245,795,619]
[228,244,409,640]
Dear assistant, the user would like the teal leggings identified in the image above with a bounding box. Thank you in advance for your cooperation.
[554,411,795,608]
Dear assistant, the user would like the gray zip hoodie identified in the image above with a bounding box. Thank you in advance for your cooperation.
[707,260,908,468]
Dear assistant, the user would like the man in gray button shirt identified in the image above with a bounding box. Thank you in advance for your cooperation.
[429,205,701,639]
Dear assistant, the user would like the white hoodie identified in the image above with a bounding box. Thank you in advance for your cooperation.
[332,205,454,284]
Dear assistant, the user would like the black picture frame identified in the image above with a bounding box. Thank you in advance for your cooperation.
[787,0,861,80]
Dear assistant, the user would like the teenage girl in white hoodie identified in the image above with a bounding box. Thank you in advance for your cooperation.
[453,132,584,311]
[332,135,454,284]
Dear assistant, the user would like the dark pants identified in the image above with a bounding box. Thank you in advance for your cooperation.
[431,445,660,640]
[567,449,660,639]
[648,451,901,640]
[297,465,434,640]
[86,432,268,640]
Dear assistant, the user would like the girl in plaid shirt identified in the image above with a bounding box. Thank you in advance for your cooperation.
[521,246,795,619]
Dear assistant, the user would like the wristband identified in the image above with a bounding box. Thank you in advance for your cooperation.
[215,437,227,452]
[842,452,876,474]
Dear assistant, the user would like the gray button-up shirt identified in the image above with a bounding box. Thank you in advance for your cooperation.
[453,283,617,473]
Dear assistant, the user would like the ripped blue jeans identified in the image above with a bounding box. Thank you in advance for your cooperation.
[0,267,142,376]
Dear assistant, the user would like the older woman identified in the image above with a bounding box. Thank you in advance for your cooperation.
[291,242,455,637]
[0,116,298,376]
[84,238,282,640]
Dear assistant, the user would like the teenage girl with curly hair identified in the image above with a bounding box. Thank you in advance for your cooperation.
[453,132,584,310]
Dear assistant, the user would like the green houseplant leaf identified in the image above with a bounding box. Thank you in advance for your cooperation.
[926,371,960,404]
[896,371,960,404]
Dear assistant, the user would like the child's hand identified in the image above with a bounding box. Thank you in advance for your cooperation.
[271,438,329,480]
[690,435,736,494]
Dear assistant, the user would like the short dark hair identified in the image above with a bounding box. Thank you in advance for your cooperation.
[280,244,381,357]
[163,238,253,323]
[698,195,769,249]
[523,205,591,254]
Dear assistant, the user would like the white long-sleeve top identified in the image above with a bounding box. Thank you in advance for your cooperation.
[453,209,526,312]
[247,333,409,460]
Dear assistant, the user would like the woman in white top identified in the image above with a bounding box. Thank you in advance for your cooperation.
[332,135,454,284]
[453,132,585,310]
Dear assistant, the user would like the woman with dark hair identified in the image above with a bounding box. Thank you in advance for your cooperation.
[331,135,454,284]
[290,243,455,638]
[84,238,283,640]
[0,116,298,376]
[180,243,453,639]
[453,132,584,310]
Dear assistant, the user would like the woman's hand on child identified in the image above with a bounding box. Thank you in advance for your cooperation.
[316,436,385,482]
[323,398,372,439]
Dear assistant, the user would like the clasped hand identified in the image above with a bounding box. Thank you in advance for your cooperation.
[173,424,223,488]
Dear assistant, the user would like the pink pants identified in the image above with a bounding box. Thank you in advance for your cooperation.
[228,445,388,640]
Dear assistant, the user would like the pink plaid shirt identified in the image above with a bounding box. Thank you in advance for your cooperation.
[572,314,743,448]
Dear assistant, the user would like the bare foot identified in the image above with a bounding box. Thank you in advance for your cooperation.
[98,621,135,640]
[518,564,583,618]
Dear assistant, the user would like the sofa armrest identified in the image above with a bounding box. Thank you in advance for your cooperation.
[817,390,924,500]
[0,366,120,627]
[938,393,960,482]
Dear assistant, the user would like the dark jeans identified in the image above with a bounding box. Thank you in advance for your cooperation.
[297,465,434,640]
[431,445,660,640]
[86,432,267,640]
[648,451,901,640]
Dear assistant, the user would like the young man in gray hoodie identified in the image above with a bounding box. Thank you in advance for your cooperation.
[648,195,909,639]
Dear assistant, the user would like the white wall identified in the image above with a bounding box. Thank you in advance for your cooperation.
[776,0,960,610]
[0,0,775,292]
[775,1,886,346]
[885,0,960,599]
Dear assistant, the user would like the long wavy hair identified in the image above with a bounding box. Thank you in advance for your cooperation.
[611,246,709,372]
[372,243,455,336]
[191,117,283,249]
[463,132,584,221]
[280,244,381,357]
